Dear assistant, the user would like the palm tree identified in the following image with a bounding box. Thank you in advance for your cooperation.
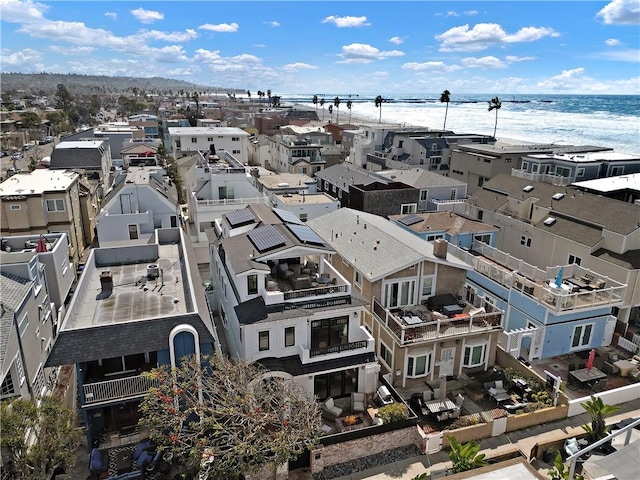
[346,100,353,124]
[440,89,451,130]
[312,95,318,117]
[191,92,200,118]
[267,89,272,106]
[333,96,341,124]
[375,95,384,123]
[328,105,333,122]
[247,90,251,102]
[581,395,620,442]
[319,98,325,122]
[487,96,502,137]
[448,436,487,474]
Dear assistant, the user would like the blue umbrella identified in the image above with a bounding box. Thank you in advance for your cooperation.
[555,266,564,287]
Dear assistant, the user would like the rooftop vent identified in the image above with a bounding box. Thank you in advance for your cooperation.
[544,217,556,226]
[552,193,565,200]
[100,271,113,293]
[147,264,160,279]
[523,185,534,192]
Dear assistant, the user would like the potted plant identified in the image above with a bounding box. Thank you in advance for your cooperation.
[581,395,620,449]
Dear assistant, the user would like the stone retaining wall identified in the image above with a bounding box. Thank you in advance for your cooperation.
[310,425,421,474]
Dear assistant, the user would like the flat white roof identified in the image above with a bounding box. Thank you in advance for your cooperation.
[572,172,640,192]
[528,151,635,163]
[0,169,78,196]
[55,140,105,149]
[168,126,250,136]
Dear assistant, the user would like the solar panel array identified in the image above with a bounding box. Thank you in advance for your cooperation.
[247,225,287,252]
[273,208,304,225]
[398,214,423,226]
[288,224,325,245]
[226,209,256,227]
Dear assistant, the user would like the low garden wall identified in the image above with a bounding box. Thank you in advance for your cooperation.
[310,424,421,474]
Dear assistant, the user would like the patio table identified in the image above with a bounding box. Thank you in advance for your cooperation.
[424,399,456,415]
[403,315,423,325]
[569,367,607,385]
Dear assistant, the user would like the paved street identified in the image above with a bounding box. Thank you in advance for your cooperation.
[1,139,56,181]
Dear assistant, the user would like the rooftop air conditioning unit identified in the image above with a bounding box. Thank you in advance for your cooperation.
[552,193,565,200]
[147,264,160,279]
[523,185,534,192]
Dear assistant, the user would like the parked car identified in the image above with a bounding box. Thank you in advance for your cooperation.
[11,152,23,160]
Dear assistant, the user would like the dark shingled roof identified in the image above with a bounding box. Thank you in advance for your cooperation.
[50,142,106,170]
[1,273,32,371]
[235,297,268,325]
[476,174,640,235]
[256,352,376,377]
[592,248,640,269]
[45,313,214,366]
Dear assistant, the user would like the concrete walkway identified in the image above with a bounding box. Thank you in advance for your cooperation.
[331,398,640,480]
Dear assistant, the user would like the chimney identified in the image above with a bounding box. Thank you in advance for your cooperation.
[433,238,448,259]
[100,271,113,293]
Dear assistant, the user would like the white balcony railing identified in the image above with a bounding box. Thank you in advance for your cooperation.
[83,374,159,405]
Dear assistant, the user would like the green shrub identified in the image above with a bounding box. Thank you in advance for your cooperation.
[377,402,409,423]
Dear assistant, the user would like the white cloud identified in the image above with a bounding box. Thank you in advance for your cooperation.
[402,61,462,73]
[198,23,239,33]
[193,48,223,63]
[0,0,48,23]
[536,67,588,90]
[130,8,164,24]
[597,0,640,25]
[505,55,536,63]
[322,15,370,28]
[461,56,507,69]
[436,23,558,52]
[389,36,404,45]
[446,11,459,17]
[605,38,621,46]
[105,12,117,21]
[338,43,404,63]
[283,62,317,70]
[48,45,95,55]
[593,48,640,62]
[142,29,198,42]
[266,21,280,28]
[0,47,42,66]
[149,45,188,63]
[464,10,479,16]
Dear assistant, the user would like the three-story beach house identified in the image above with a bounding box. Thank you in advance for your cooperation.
[210,204,379,402]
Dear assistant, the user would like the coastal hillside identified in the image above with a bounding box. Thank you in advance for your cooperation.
[0,73,243,96]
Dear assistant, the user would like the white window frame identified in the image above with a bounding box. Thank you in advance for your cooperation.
[383,278,416,308]
[420,190,428,201]
[463,341,487,368]
[421,275,434,298]
[406,351,432,378]
[18,313,29,336]
[284,326,295,348]
[14,354,25,386]
[258,330,270,351]
[571,323,593,350]
[568,254,582,266]
[577,167,585,177]
[379,340,393,369]
[10,205,21,210]
[354,270,362,287]
[401,203,417,214]
[45,199,65,212]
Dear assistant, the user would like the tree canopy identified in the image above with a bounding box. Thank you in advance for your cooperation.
[0,396,82,480]
[139,354,321,479]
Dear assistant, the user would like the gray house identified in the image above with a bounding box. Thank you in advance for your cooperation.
[50,139,111,182]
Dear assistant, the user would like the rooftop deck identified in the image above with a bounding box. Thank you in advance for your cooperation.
[65,243,189,330]
[449,241,625,314]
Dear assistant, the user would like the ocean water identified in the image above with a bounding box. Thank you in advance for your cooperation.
[280,94,640,157]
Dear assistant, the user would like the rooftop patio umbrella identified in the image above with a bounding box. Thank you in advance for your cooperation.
[586,348,596,371]
[554,266,564,287]
[35,235,48,253]
[439,374,447,400]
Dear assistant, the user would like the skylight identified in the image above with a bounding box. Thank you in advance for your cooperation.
[523,185,534,192]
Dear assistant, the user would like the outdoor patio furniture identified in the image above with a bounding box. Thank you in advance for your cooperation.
[455,393,464,409]
[351,392,366,413]
[484,380,508,402]
[374,385,394,406]
[277,262,294,280]
[322,397,343,421]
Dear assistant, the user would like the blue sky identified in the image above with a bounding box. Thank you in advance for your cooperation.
[1,0,638,95]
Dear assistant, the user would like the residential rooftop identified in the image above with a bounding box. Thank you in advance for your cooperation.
[255,172,316,189]
[168,126,250,136]
[374,168,467,188]
[274,192,336,205]
[0,169,78,196]
[472,174,640,236]
[55,140,107,150]
[62,241,189,331]
[526,151,638,163]
[389,211,498,236]
[572,172,640,193]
